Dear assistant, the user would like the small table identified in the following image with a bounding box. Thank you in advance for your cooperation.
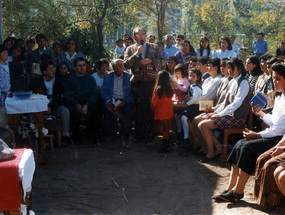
[5,96,49,164]
[0,148,35,214]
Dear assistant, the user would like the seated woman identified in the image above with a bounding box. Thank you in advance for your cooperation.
[196,37,214,57]
[255,135,285,210]
[213,36,237,59]
[174,40,197,64]
[198,58,251,163]
[57,38,86,73]
[184,58,222,151]
[55,62,70,87]
[245,55,263,91]
[254,54,273,95]
[214,63,285,202]
[200,57,222,101]
[275,42,285,61]
[191,58,231,151]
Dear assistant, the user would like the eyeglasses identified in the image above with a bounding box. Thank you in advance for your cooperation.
[176,39,182,41]
[135,34,146,38]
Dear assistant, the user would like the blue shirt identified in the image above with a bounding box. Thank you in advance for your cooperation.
[163,45,179,58]
[252,39,268,54]
[113,74,124,99]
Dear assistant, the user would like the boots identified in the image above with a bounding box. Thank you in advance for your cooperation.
[157,138,171,153]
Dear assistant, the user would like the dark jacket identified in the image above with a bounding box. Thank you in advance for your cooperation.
[31,75,66,111]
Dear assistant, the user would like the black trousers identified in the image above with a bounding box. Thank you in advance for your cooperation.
[131,81,155,140]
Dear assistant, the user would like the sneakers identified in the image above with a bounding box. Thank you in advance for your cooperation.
[219,190,244,202]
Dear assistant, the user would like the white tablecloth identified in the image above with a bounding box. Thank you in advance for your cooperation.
[5,96,49,114]
[18,149,35,200]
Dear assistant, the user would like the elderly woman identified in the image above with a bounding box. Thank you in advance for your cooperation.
[57,38,85,73]
[214,63,285,202]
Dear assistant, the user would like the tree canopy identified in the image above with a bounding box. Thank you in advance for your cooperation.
[1,0,284,59]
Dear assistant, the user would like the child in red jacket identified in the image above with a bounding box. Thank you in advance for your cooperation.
[151,71,175,153]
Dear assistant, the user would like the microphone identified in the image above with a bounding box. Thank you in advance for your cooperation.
[141,40,144,45]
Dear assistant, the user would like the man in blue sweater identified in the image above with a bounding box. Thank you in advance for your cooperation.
[65,57,98,142]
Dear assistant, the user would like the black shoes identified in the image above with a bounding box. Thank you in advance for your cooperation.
[121,136,132,148]
[157,139,171,153]
[212,190,228,200]
[219,190,244,202]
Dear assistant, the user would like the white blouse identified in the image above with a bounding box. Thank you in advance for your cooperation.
[259,93,285,138]
[215,74,249,116]
[213,49,237,59]
[200,75,222,101]
[195,49,214,57]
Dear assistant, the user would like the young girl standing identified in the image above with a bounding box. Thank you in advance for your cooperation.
[180,68,202,147]
[151,71,175,153]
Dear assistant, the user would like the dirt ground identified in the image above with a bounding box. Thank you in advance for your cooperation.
[31,136,285,215]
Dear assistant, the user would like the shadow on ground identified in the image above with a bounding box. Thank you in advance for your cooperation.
[31,136,285,215]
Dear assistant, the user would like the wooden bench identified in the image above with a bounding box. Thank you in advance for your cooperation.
[220,111,253,162]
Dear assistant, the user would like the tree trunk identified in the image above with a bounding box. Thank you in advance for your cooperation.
[97,23,104,58]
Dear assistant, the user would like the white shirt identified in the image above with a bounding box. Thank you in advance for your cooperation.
[200,75,222,101]
[187,83,202,106]
[195,49,214,57]
[65,51,77,62]
[215,74,249,116]
[92,72,104,88]
[259,94,285,138]
[213,49,237,59]
[232,43,240,56]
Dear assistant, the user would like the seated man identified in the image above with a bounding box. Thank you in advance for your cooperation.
[101,59,133,146]
[30,60,71,145]
[64,57,98,142]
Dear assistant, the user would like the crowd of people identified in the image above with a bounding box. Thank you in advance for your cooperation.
[1,27,285,211]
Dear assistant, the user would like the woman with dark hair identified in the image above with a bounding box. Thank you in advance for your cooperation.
[196,37,214,57]
[165,56,178,81]
[174,40,197,64]
[198,58,251,163]
[245,55,263,91]
[7,45,25,62]
[214,62,285,202]
[214,36,237,59]
[92,58,109,93]
[200,57,222,101]
[156,41,167,60]
[56,62,70,86]
[57,38,86,73]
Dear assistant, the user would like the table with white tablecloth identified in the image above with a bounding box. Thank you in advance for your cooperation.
[5,95,49,164]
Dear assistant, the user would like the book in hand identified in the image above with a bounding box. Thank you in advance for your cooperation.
[199,100,213,111]
[250,92,268,112]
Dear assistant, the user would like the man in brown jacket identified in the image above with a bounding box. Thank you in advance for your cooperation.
[124,27,164,142]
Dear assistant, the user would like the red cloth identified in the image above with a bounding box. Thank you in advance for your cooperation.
[151,93,174,120]
[0,148,25,212]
